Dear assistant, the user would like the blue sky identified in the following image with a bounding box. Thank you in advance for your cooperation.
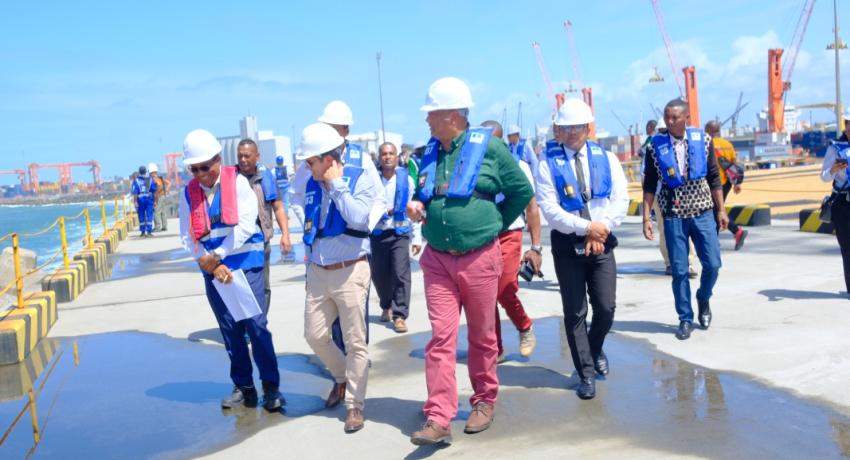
[1,0,848,184]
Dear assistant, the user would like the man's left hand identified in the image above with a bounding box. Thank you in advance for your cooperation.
[411,245,422,256]
[522,250,542,274]
[198,254,218,273]
[733,184,741,194]
[322,160,344,183]
[280,233,292,254]
[717,210,730,231]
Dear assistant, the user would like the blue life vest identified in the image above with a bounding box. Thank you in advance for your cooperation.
[830,140,850,191]
[650,128,707,189]
[545,141,612,212]
[417,127,493,203]
[302,166,369,246]
[256,165,277,202]
[184,186,265,271]
[343,143,366,168]
[275,165,289,189]
[133,175,156,201]
[511,139,527,163]
[373,168,411,236]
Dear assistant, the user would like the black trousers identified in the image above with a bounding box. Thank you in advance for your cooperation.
[551,230,617,380]
[721,181,740,235]
[369,231,411,319]
[262,241,271,316]
[833,198,850,293]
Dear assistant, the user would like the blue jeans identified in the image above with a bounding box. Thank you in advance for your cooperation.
[664,211,722,322]
[203,266,280,388]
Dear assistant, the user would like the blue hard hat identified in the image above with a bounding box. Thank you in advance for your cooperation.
[276,155,284,164]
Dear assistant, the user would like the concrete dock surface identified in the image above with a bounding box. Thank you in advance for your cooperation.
[5,213,850,459]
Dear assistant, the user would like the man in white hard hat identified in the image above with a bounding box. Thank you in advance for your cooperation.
[148,162,170,232]
[236,139,293,315]
[642,98,727,341]
[296,122,379,433]
[407,77,533,445]
[178,129,284,414]
[481,120,541,361]
[506,123,539,174]
[535,98,629,400]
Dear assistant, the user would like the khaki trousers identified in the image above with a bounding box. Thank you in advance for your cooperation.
[304,260,370,410]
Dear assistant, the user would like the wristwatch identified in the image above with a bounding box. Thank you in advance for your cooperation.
[211,252,222,265]
[530,245,543,255]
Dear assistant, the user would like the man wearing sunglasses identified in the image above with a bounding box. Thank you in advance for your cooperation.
[296,122,379,433]
[178,129,284,414]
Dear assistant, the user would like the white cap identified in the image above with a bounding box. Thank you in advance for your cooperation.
[843,107,850,120]
[317,100,354,126]
[182,129,222,165]
[297,123,345,160]
[419,77,474,112]
[147,162,159,173]
[554,98,595,126]
[507,124,521,135]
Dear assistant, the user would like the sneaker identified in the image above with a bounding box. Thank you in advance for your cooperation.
[411,419,452,445]
[518,326,536,357]
[734,229,748,251]
[261,383,286,413]
[221,385,258,409]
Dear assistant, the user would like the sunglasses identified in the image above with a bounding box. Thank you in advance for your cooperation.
[188,156,220,174]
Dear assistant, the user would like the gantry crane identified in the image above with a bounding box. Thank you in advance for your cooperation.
[564,20,597,139]
[164,152,184,187]
[768,0,816,133]
[0,170,27,189]
[531,41,561,113]
[27,161,101,193]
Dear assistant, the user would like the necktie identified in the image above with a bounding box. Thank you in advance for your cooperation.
[573,153,592,220]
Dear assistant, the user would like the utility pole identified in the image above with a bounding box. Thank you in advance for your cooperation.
[376,51,386,143]
[833,0,844,134]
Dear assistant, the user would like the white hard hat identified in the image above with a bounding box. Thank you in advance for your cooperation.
[317,100,354,126]
[147,162,159,173]
[507,124,521,135]
[554,98,595,126]
[297,123,345,160]
[419,77,474,112]
[657,119,667,130]
[843,107,850,120]
[182,129,222,165]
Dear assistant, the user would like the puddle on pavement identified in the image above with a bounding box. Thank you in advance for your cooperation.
[0,332,329,459]
[375,316,850,459]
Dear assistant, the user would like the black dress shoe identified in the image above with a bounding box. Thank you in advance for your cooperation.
[261,382,286,413]
[697,299,712,330]
[594,350,609,376]
[577,377,596,400]
[675,321,693,340]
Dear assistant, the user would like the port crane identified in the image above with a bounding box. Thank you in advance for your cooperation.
[531,41,562,113]
[564,20,597,138]
[650,0,701,127]
[768,0,816,133]
[27,161,101,193]
[164,152,184,187]
[0,169,27,189]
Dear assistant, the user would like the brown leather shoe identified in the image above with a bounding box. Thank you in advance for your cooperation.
[393,317,408,333]
[344,408,364,433]
[411,419,452,445]
[464,402,494,434]
[325,382,346,408]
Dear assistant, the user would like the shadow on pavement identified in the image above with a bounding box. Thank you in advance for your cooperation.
[758,289,848,302]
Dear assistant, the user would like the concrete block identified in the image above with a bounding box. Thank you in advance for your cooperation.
[0,292,57,365]
[726,204,771,227]
[799,209,834,234]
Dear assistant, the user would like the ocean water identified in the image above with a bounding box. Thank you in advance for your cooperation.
[0,201,125,273]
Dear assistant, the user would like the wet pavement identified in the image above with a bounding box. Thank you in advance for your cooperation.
[3,317,849,459]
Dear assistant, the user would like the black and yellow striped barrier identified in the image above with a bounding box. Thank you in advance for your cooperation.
[0,291,57,365]
[799,209,834,234]
[96,228,120,254]
[0,337,58,401]
[627,199,643,216]
[41,261,87,303]
[73,242,109,282]
[726,204,771,226]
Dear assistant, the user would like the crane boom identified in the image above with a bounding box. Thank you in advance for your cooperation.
[784,0,817,84]
[650,0,684,97]
[563,21,583,87]
[532,41,558,112]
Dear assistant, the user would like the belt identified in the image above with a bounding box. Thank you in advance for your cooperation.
[314,255,367,271]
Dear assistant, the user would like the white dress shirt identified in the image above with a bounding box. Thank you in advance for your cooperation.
[535,143,629,236]
[506,161,535,231]
[179,173,260,261]
[821,143,849,189]
[377,172,422,246]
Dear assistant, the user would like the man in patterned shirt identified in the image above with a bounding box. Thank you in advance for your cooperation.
[642,98,729,340]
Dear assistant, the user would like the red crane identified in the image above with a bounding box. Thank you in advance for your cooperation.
[165,152,183,187]
[27,161,101,193]
[69,161,102,189]
[768,0,816,133]
[650,0,684,97]
[0,169,27,189]
[532,41,560,113]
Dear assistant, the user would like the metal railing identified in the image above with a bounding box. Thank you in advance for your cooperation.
[0,197,133,312]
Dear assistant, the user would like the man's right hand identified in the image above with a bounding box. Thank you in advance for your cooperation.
[586,221,609,242]
[406,200,425,222]
[643,220,654,241]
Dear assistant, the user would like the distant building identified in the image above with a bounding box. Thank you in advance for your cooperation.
[757,106,801,133]
[218,135,241,166]
[258,131,293,168]
[348,131,404,159]
[240,115,258,141]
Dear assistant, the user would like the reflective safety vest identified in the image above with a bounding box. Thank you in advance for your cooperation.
[275,164,289,188]
[185,176,265,271]
[343,142,366,168]
[417,127,493,203]
[373,168,411,236]
[133,175,156,201]
[650,128,707,189]
[830,140,850,191]
[545,141,612,212]
[511,139,528,163]
[302,166,369,246]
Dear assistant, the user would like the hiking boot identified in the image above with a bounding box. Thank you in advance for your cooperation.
[519,326,536,357]
[734,228,748,251]
[464,402,495,434]
[393,317,408,333]
[221,385,258,409]
[411,419,452,445]
[261,382,286,413]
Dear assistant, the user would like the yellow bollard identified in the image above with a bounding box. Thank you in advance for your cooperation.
[84,208,93,248]
[73,340,80,366]
[100,198,107,236]
[28,388,40,444]
[13,233,23,309]
[114,197,119,226]
[122,197,127,220]
[60,216,69,269]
